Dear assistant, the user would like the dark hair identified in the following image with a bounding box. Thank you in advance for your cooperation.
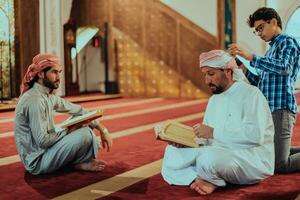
[247,7,282,29]
[28,66,52,88]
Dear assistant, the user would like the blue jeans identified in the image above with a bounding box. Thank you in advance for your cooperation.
[272,109,300,173]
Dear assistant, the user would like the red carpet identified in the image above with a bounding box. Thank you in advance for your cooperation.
[100,173,300,200]
[0,100,207,157]
[0,98,192,133]
[101,121,300,200]
[0,97,300,200]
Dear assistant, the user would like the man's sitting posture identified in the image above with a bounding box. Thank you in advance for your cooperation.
[161,50,275,195]
[14,54,112,175]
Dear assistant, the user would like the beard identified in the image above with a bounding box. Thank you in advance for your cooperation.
[43,76,60,90]
[208,83,224,94]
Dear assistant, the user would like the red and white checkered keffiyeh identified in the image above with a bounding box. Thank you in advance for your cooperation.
[199,50,249,83]
[20,53,61,95]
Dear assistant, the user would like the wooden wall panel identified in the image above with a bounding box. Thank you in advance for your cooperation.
[114,29,146,97]
[144,3,177,70]
[113,0,143,46]
[115,27,208,98]
[179,24,217,94]
[71,0,109,28]
[14,0,40,94]
[70,0,221,98]
[144,57,180,98]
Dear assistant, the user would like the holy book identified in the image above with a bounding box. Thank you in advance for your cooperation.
[154,120,199,148]
[57,109,103,129]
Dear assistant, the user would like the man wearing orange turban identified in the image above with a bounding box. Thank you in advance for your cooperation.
[161,50,274,195]
[14,54,112,175]
[20,54,62,95]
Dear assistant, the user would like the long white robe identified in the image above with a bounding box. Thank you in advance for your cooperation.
[162,81,275,186]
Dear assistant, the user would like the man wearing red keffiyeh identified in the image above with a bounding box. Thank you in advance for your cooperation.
[14,53,112,175]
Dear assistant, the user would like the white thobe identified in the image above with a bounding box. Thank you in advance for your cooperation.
[162,81,275,186]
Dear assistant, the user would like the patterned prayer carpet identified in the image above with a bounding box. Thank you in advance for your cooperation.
[0,96,299,200]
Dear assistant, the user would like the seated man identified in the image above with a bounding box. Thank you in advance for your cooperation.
[14,54,112,175]
[161,50,274,195]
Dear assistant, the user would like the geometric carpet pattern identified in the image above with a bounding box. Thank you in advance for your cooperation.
[0,97,299,200]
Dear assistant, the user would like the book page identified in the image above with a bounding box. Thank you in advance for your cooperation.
[165,123,195,139]
[57,109,103,129]
[154,120,198,147]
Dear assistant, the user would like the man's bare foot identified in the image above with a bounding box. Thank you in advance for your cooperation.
[190,178,217,195]
[74,159,107,172]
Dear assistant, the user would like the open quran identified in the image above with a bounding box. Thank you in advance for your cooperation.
[57,109,103,129]
[154,120,199,148]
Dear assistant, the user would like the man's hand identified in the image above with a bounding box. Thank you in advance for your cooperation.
[97,124,112,152]
[228,43,254,61]
[193,123,213,139]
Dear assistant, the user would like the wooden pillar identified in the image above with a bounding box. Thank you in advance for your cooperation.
[14,0,40,96]
[217,0,236,49]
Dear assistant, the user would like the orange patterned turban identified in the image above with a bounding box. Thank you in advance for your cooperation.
[20,54,61,95]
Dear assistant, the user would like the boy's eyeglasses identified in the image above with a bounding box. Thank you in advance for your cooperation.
[253,21,270,36]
